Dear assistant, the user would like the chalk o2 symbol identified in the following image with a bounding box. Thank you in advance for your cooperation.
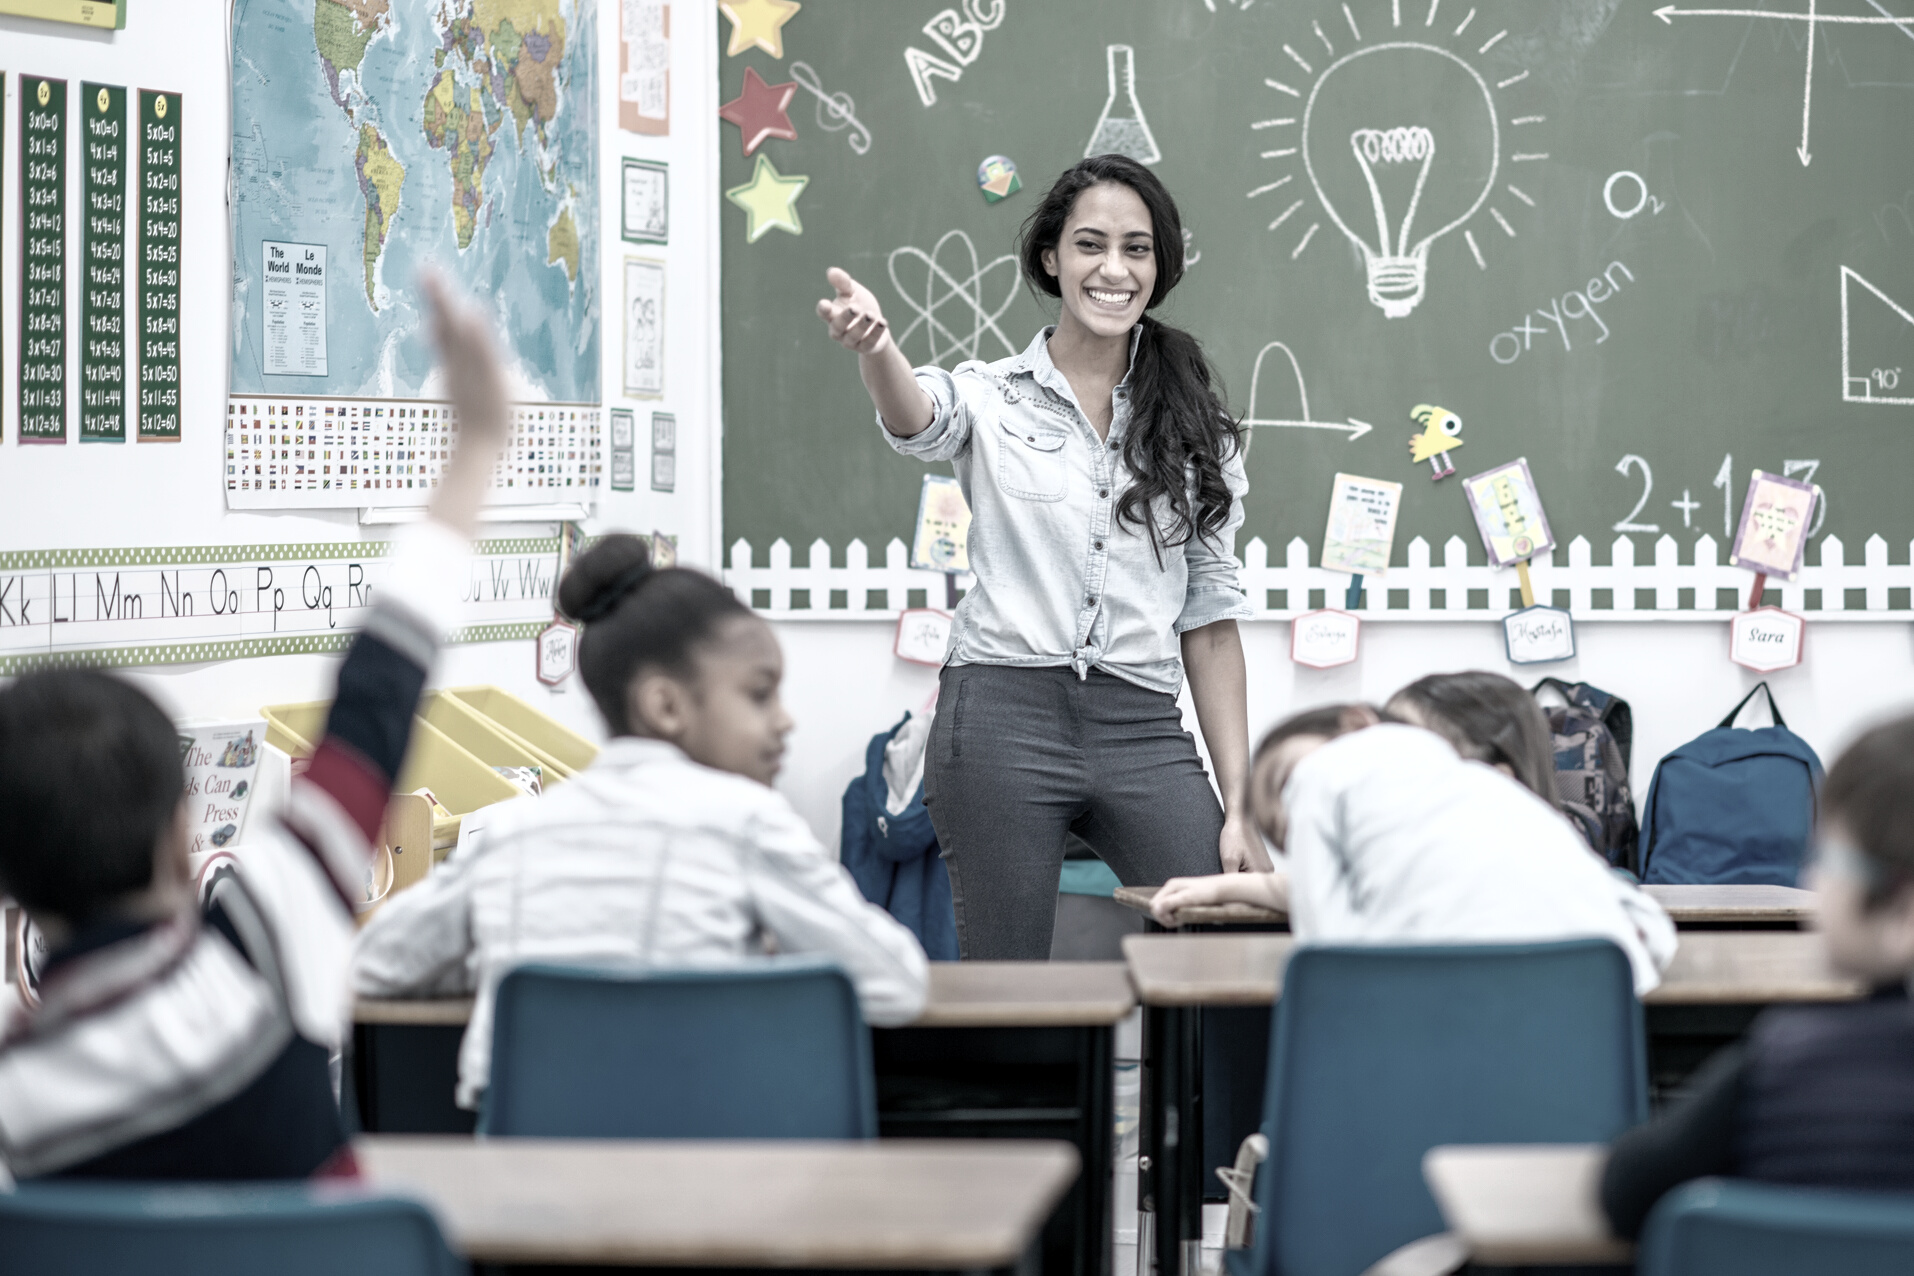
[1603,171,1663,220]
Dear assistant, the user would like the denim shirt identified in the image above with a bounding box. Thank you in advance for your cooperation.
[882,327,1252,696]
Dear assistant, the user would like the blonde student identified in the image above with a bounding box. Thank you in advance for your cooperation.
[1152,704,1674,994]
[1603,713,1914,1236]
[353,536,931,1110]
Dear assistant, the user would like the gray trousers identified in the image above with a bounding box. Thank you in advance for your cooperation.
[924,664,1226,960]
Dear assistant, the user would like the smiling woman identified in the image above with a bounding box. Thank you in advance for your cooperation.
[814,156,1260,960]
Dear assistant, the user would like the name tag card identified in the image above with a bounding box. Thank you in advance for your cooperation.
[1730,607,1804,672]
[537,619,579,685]
[895,608,953,666]
[1291,609,1361,669]
[1503,605,1576,664]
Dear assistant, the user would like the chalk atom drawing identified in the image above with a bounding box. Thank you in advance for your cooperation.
[1086,45,1161,164]
[887,231,1022,366]
[1840,266,1914,405]
[1242,340,1375,441]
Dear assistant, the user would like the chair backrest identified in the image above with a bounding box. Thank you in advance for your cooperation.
[1640,1179,1914,1276]
[479,957,877,1139]
[1252,940,1647,1276]
[0,1182,460,1276]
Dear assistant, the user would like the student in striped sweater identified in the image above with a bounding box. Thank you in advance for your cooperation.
[0,276,507,1182]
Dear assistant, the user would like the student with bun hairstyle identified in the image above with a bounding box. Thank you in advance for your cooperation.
[353,536,930,1110]
[816,154,1259,960]
[1151,703,1674,994]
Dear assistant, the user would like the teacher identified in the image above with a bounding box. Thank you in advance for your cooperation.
[816,154,1262,960]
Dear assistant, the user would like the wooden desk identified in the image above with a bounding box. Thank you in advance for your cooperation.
[351,962,1135,1029]
[1644,883,1815,927]
[352,963,1134,1276]
[1118,929,1861,1276]
[1423,1144,1632,1267]
[1112,885,1286,929]
[1115,883,1815,931]
[358,1134,1077,1271]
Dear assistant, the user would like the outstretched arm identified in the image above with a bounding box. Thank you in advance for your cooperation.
[816,267,934,437]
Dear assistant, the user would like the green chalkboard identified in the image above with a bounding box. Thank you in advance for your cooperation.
[720,1,1914,572]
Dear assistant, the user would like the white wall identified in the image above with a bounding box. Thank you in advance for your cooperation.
[772,617,1914,855]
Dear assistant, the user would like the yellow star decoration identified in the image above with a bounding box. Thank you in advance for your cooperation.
[726,154,809,243]
[720,0,801,58]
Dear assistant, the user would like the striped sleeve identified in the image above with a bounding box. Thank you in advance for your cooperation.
[282,520,469,900]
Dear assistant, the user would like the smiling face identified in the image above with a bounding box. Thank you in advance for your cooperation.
[1041,181,1158,341]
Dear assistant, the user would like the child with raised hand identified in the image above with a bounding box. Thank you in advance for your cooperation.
[1150,702,1674,994]
[0,273,508,1181]
[351,540,930,1112]
[1602,712,1914,1237]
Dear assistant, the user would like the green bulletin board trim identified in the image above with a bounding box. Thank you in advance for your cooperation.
[0,541,563,673]
[0,536,561,572]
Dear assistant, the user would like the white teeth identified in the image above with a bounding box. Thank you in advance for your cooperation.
[1087,288,1134,306]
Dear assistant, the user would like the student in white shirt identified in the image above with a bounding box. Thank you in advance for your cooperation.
[1152,703,1674,994]
[353,535,930,1109]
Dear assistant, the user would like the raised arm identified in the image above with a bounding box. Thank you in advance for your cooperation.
[815,267,934,437]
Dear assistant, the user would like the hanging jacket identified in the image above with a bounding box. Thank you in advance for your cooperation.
[840,714,959,961]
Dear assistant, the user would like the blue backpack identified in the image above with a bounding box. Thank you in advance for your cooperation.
[1640,683,1823,886]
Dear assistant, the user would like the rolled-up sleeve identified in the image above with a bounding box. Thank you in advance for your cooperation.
[1175,441,1254,634]
[881,365,980,463]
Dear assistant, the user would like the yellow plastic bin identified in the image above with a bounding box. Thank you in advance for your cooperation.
[418,691,569,783]
[261,700,519,849]
[444,685,598,775]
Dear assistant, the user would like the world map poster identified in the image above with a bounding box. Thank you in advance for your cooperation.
[228,0,602,510]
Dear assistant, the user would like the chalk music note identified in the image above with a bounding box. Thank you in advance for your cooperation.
[789,61,871,155]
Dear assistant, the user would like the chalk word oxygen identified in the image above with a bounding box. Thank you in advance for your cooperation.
[905,0,1006,107]
[1490,261,1634,366]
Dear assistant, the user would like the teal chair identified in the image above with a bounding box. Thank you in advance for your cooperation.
[1640,1179,1914,1274]
[1236,940,1647,1276]
[478,958,877,1138]
[0,1182,461,1276]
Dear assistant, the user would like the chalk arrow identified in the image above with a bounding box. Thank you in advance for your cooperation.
[1655,5,1914,25]
[1245,417,1375,440]
[1798,0,1817,165]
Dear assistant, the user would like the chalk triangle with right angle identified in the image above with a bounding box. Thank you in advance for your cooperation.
[1841,266,1914,406]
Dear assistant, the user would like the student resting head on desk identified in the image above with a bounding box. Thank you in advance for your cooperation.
[1383,671,1563,811]
[1150,702,1674,995]
[352,518,930,1111]
[1601,711,1914,1238]
[0,274,508,1183]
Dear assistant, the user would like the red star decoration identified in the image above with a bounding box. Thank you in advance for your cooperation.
[719,66,798,157]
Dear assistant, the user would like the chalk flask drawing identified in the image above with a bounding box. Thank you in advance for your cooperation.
[1085,45,1160,165]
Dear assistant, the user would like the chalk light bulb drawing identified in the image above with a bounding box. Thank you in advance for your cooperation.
[1303,43,1498,318]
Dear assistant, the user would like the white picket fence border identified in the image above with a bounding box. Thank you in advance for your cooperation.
[725,533,1914,623]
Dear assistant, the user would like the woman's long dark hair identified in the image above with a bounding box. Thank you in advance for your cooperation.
[1019,154,1243,555]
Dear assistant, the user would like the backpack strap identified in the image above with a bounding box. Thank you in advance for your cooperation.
[1719,681,1786,730]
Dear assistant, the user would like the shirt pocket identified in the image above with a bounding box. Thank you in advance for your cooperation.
[996,417,1069,502]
